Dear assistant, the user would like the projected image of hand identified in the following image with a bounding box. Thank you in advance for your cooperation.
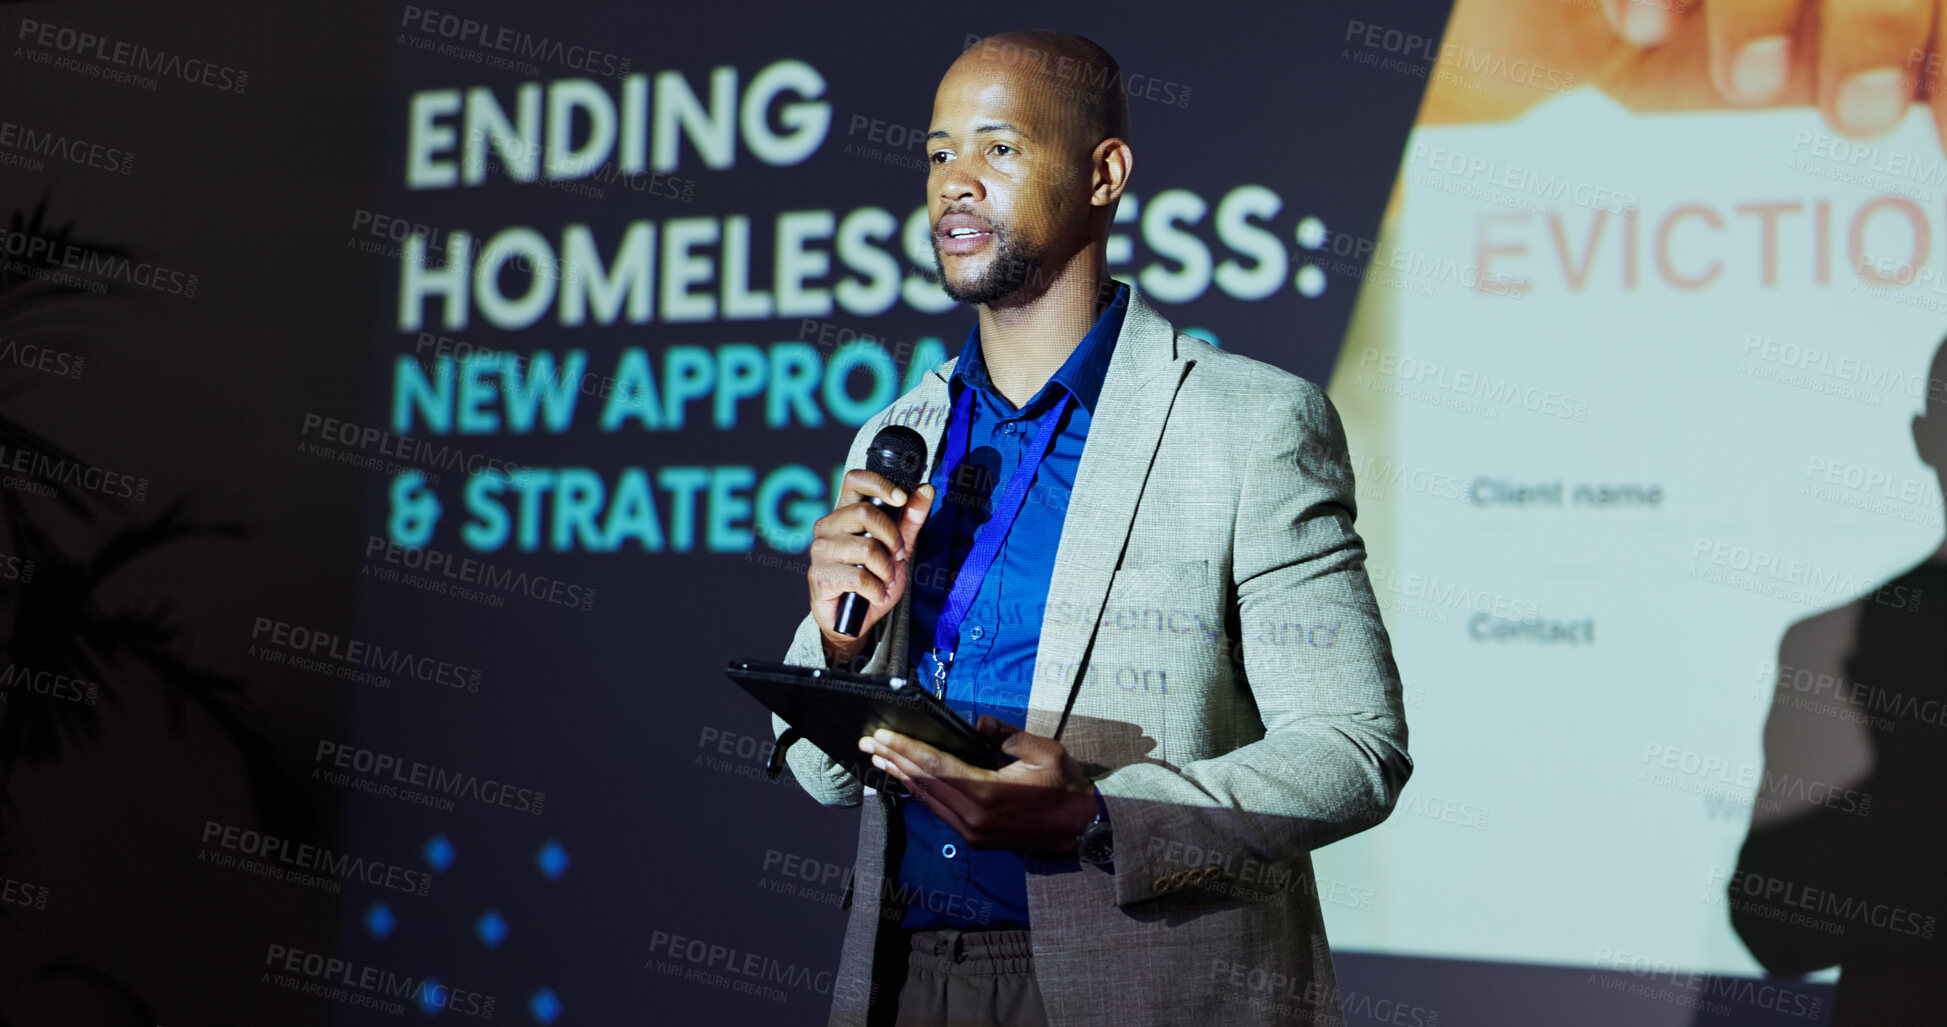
[1605,0,1938,137]
[1426,0,1947,149]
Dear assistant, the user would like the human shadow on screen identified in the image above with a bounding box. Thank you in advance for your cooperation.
[1725,338,1947,1024]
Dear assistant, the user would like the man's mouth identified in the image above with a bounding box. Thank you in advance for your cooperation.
[937,214,997,255]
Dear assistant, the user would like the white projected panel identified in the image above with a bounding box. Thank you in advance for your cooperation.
[1315,89,1944,975]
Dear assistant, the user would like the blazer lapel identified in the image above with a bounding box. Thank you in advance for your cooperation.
[1026,289,1191,738]
[915,287,1192,738]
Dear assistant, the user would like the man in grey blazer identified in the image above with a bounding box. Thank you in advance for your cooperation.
[774,29,1412,1027]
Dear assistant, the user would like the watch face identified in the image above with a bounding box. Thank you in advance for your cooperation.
[1079,819,1114,864]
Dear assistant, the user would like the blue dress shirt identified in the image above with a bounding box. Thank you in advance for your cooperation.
[894,282,1128,931]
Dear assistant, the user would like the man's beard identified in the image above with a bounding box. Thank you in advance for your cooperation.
[932,227,1044,306]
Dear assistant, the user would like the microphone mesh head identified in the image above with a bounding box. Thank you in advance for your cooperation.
[864,425,929,494]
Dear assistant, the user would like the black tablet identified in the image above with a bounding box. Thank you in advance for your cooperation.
[726,658,1014,787]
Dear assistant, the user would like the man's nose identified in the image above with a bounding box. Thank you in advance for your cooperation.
[938,167,982,204]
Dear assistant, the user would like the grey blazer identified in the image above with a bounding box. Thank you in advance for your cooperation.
[774,285,1412,1027]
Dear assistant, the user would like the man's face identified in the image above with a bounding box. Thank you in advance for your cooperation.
[925,52,1084,306]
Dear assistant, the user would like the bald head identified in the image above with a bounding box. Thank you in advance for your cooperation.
[954,31,1131,157]
[926,30,1136,307]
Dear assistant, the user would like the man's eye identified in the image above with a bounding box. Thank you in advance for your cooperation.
[992,144,1013,156]
[931,151,951,164]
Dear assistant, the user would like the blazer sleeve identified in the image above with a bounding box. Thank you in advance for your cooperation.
[1092,377,1414,907]
[771,407,906,809]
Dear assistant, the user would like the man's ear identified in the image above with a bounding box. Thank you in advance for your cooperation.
[1091,137,1133,209]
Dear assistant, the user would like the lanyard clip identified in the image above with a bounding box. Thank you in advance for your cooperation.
[927,648,953,700]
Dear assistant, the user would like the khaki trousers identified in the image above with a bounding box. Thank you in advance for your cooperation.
[891,927,1050,1027]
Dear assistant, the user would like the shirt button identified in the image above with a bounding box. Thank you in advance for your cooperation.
[1002,422,1018,435]
[969,625,983,640]
[942,843,958,859]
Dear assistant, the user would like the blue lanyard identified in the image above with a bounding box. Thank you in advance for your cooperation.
[918,381,1074,699]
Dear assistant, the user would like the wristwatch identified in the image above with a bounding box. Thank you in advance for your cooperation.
[1076,787,1114,866]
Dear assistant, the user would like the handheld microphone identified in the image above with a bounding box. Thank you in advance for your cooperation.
[835,425,929,638]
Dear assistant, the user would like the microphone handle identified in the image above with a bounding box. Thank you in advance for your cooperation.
[833,495,899,638]
[834,591,871,638]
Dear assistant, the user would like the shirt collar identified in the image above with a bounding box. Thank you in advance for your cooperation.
[951,281,1130,416]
